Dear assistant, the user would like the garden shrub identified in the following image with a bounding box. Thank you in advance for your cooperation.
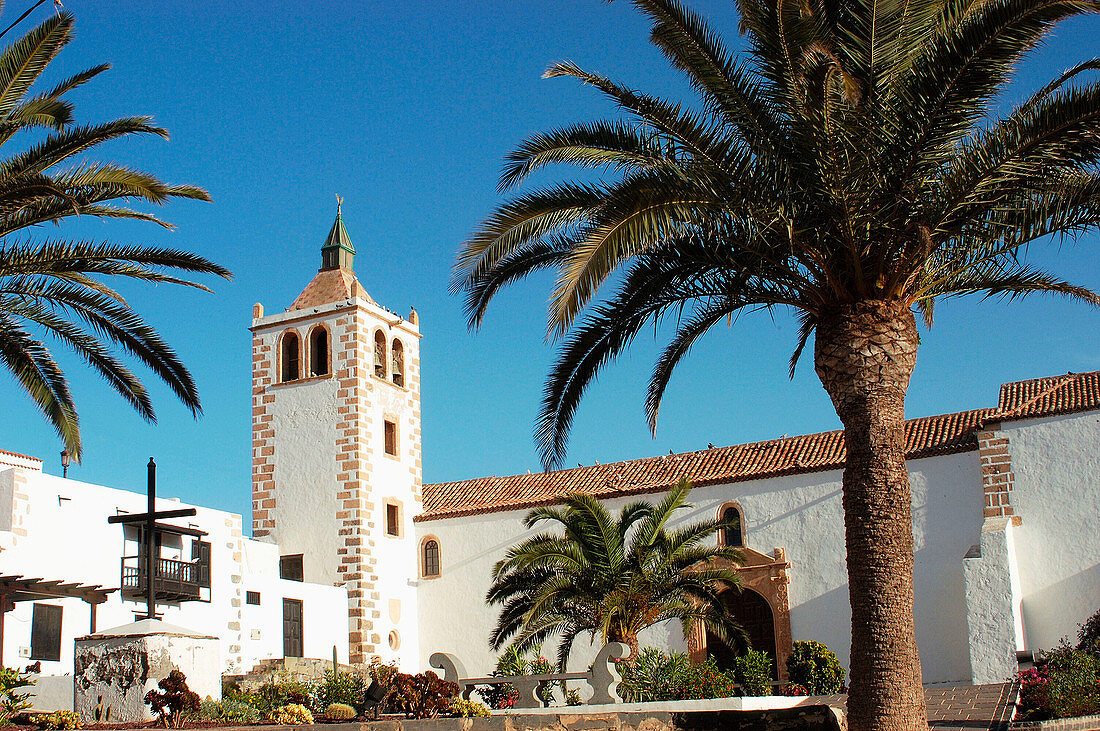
[1078,608,1100,657]
[0,668,34,723]
[735,650,773,697]
[785,641,845,695]
[269,703,314,725]
[617,648,739,702]
[255,678,316,713]
[317,670,365,712]
[476,646,555,708]
[451,697,491,717]
[33,710,81,730]
[1017,644,1100,720]
[323,702,357,720]
[144,670,200,728]
[385,671,458,719]
[200,698,261,724]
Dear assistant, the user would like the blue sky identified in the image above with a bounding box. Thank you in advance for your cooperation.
[0,1,1096,524]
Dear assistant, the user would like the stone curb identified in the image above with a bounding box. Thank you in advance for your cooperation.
[1013,714,1100,731]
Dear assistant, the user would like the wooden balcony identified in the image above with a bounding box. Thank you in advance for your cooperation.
[120,556,207,603]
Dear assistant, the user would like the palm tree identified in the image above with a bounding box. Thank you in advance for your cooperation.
[0,10,229,457]
[454,0,1100,728]
[488,478,746,671]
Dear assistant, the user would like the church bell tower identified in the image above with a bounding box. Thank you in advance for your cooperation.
[249,200,422,666]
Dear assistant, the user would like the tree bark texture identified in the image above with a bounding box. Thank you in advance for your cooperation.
[814,301,926,731]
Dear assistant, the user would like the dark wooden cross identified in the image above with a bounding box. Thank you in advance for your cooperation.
[107,458,196,620]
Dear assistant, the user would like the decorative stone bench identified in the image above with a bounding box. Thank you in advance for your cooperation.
[429,642,630,708]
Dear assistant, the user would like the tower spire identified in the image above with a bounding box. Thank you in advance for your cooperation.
[320,195,355,271]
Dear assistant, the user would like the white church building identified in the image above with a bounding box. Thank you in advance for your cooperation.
[1,210,1098,697]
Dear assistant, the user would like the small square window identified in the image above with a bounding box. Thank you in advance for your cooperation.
[246,591,261,605]
[384,420,397,456]
[279,554,304,582]
[386,502,400,537]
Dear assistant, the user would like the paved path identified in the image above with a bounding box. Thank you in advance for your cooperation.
[810,683,1018,730]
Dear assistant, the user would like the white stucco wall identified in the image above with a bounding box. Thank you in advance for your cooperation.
[1004,411,1100,651]
[416,451,983,684]
[963,517,1025,683]
[0,467,349,682]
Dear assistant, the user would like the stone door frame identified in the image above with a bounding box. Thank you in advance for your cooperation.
[688,546,794,681]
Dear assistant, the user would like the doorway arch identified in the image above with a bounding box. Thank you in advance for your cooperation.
[706,588,778,677]
[688,546,793,681]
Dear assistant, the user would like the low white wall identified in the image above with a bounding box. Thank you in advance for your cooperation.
[416,451,983,684]
[963,517,1024,683]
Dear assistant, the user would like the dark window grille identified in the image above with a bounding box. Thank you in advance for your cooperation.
[280,554,304,582]
[30,604,62,662]
[246,591,261,605]
[423,540,440,577]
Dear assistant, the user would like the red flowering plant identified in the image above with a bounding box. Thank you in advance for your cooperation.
[1016,644,1100,721]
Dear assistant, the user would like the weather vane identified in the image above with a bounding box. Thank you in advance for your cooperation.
[336,193,343,216]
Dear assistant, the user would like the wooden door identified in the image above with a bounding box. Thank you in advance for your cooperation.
[282,598,303,658]
[706,588,779,678]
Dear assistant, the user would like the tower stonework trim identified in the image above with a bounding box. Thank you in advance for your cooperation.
[335,309,380,663]
[252,329,276,537]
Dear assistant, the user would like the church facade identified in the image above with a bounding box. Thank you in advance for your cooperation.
[2,210,1098,701]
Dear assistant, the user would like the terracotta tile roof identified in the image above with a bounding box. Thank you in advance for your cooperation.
[995,370,1100,421]
[290,268,374,310]
[418,370,1099,522]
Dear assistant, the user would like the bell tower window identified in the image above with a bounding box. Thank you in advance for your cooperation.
[280,331,300,382]
[309,327,329,377]
[374,330,387,378]
[392,339,404,387]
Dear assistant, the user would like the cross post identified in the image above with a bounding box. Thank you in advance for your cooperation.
[106,458,198,620]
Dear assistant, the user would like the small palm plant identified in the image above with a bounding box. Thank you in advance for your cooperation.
[488,478,746,670]
[0,9,229,456]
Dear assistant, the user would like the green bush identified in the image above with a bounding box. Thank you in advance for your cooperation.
[1047,646,1100,719]
[735,650,773,697]
[209,699,261,724]
[269,703,313,725]
[617,648,739,702]
[0,667,35,723]
[1078,608,1100,657]
[1017,644,1100,721]
[785,641,845,695]
[254,678,316,713]
[323,702,357,720]
[317,671,366,712]
[33,711,81,730]
[450,698,491,717]
[476,646,556,708]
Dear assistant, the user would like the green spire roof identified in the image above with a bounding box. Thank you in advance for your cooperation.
[320,196,355,271]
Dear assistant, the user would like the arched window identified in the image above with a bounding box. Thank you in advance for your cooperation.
[374,330,387,378]
[391,339,404,387]
[422,538,440,578]
[280,331,300,382]
[718,503,744,548]
[309,327,329,377]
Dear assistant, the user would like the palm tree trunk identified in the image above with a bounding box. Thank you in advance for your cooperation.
[814,302,926,731]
